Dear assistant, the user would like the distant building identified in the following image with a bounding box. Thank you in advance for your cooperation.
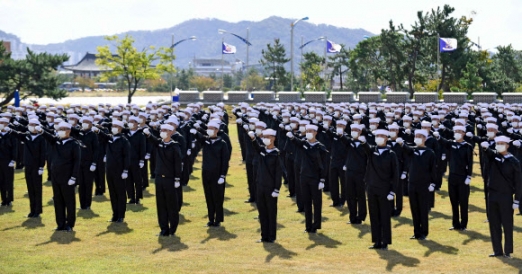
[192,58,245,76]
[2,41,11,53]
[62,52,112,78]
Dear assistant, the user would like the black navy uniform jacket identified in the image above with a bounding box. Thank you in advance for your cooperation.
[71,128,100,166]
[483,148,522,201]
[361,143,400,196]
[252,140,284,191]
[41,132,81,183]
[438,138,473,178]
[193,132,230,177]
[148,137,183,179]
[401,146,437,187]
[0,130,17,162]
[10,131,46,168]
[339,135,368,175]
[289,137,328,183]
[98,132,131,173]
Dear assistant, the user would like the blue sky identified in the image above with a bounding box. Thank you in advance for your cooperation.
[1,0,521,50]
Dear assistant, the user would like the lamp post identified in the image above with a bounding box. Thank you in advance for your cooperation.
[299,36,325,90]
[218,28,252,71]
[290,16,309,92]
[169,35,196,102]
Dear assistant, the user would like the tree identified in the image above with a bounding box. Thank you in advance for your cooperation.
[260,38,290,91]
[189,76,216,91]
[96,34,175,103]
[241,69,265,91]
[74,76,95,92]
[176,68,194,90]
[300,52,325,91]
[223,74,233,88]
[459,62,482,94]
[328,45,350,90]
[0,42,69,106]
[379,21,408,91]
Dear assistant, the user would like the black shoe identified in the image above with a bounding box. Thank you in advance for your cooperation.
[54,226,65,231]
[32,213,40,218]
[296,209,304,213]
[108,217,118,222]
[206,221,214,227]
[245,198,255,203]
[418,236,426,240]
[213,222,221,227]
[489,253,503,257]
[449,227,460,231]
[127,200,136,205]
[305,229,316,233]
[330,203,340,207]
[348,220,362,225]
[369,243,382,249]
[27,213,34,218]
[504,253,512,258]
[410,235,417,240]
[157,230,169,237]
[116,218,124,223]
[65,226,73,232]
[381,244,388,250]
[135,199,141,205]
[460,227,467,231]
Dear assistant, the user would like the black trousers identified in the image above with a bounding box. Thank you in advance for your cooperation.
[141,160,149,188]
[329,165,346,206]
[51,182,76,229]
[126,163,143,201]
[78,164,94,208]
[294,162,303,211]
[346,172,367,222]
[256,186,278,241]
[488,195,514,255]
[245,161,256,201]
[177,166,183,211]
[409,185,430,238]
[107,170,127,219]
[301,177,322,231]
[149,149,157,181]
[25,166,42,214]
[285,156,295,196]
[393,178,404,216]
[0,161,14,203]
[155,177,179,235]
[322,155,330,192]
[448,174,470,229]
[436,158,447,189]
[202,172,225,223]
[482,174,490,218]
[181,158,191,186]
[46,156,52,181]
[367,188,392,245]
[93,158,106,195]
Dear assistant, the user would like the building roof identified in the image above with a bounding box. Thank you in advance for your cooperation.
[63,52,112,72]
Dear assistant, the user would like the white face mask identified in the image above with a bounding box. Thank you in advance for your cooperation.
[336,128,344,135]
[58,130,67,138]
[138,118,144,124]
[512,122,519,128]
[0,124,4,130]
[122,115,128,120]
[249,124,255,130]
[370,124,377,131]
[389,132,397,138]
[316,116,323,121]
[309,114,315,119]
[299,126,305,132]
[150,115,156,120]
[160,132,168,139]
[271,111,278,116]
[403,122,411,128]
[206,129,215,137]
[413,116,419,121]
[262,138,271,146]
[454,133,463,140]
[306,133,314,140]
[351,131,359,139]
[323,121,330,128]
[487,131,496,139]
[354,120,360,125]
[414,138,423,146]
[283,118,289,123]
[128,123,136,129]
[46,118,53,123]
[395,115,401,119]
[28,126,35,132]
[386,118,392,123]
[255,129,262,135]
[111,127,120,135]
[334,111,340,117]
[496,144,507,153]
[82,123,90,130]
[370,114,376,118]
[359,110,365,114]
[432,121,439,126]
[375,137,386,146]
[70,120,77,126]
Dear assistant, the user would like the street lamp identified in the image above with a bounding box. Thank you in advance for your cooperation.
[170,35,197,102]
[218,28,253,89]
[299,36,325,90]
[290,16,309,92]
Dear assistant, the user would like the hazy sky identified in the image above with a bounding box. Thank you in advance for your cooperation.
[1,0,521,50]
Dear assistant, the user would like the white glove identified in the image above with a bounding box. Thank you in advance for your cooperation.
[273,115,278,120]
[248,131,256,139]
[285,125,292,131]
[508,128,514,134]
[343,165,346,171]
[358,136,366,143]
[477,124,483,129]
[439,124,445,130]
[103,155,106,163]
[396,137,404,145]
[35,125,42,132]
[466,132,473,138]
[13,120,20,126]
[236,118,242,124]
[433,131,440,138]
[191,142,195,148]
[38,167,44,175]
[139,160,144,168]
[145,153,150,160]
[405,129,411,135]
[318,182,325,190]
[502,121,508,127]
[174,180,180,188]
[8,160,15,167]
[279,123,284,129]
[499,114,504,119]
[243,125,249,131]
[143,128,150,135]
[286,132,293,139]
[513,140,521,147]
[217,177,225,185]
[202,114,208,121]
[271,190,279,198]
[194,122,201,129]
[465,176,471,185]
[387,192,395,201]
[428,183,435,192]
[441,154,446,160]
[68,177,76,185]
[481,141,489,149]
[401,172,407,180]
[513,200,519,210]
[121,171,128,179]
[90,163,96,172]
[312,119,318,124]
[92,126,100,133]
[190,128,197,134]
[187,149,191,156]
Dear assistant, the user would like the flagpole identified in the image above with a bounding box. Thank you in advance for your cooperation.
[437,33,440,92]
[221,37,224,89]
[246,28,250,69]
[324,37,327,90]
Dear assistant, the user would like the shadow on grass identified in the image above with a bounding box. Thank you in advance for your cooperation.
[305,233,342,250]
[189,175,200,180]
[375,249,420,271]
[183,185,196,192]
[263,242,297,262]
[200,226,237,244]
[151,235,188,254]
[96,222,133,236]
[461,230,490,245]
[300,216,329,224]
[142,189,154,198]
[468,204,487,214]
[22,217,45,229]
[351,223,371,239]
[393,216,412,228]
[417,239,459,257]
[36,231,81,246]
[0,206,14,216]
[179,214,191,224]
[92,195,109,203]
[77,209,100,219]
[256,223,286,233]
[495,256,522,270]
[43,180,52,187]
[127,205,149,213]
[436,189,449,199]
[223,208,238,216]
[429,211,452,221]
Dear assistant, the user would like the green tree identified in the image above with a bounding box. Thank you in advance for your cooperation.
[223,74,233,88]
[0,42,69,106]
[176,68,194,90]
[96,34,175,103]
[328,45,350,90]
[241,69,265,91]
[74,76,95,92]
[459,62,482,94]
[300,52,325,91]
[260,38,290,91]
[379,21,407,91]
[189,76,216,91]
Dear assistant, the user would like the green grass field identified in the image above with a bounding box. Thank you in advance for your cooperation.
[2,125,522,273]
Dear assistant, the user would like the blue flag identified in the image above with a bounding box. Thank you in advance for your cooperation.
[439,38,457,52]
[327,40,341,53]
[222,42,236,54]
[14,90,20,107]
